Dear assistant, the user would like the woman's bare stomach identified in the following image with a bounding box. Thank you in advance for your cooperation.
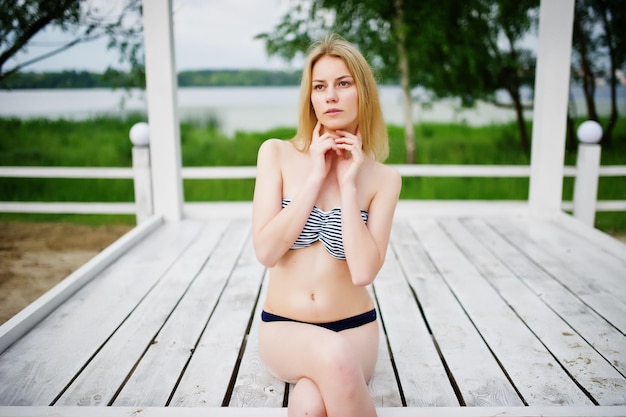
[263,242,375,322]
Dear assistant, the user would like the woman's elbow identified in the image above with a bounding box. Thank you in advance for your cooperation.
[351,274,375,287]
[349,257,383,287]
[254,248,278,268]
[350,266,380,287]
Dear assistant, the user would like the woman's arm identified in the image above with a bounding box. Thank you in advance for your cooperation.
[341,165,401,286]
[251,139,324,267]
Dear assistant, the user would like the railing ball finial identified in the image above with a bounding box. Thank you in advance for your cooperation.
[576,120,602,144]
[129,122,150,147]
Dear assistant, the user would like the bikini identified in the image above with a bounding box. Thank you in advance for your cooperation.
[261,198,377,332]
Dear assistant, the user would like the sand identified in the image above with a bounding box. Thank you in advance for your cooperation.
[0,222,132,324]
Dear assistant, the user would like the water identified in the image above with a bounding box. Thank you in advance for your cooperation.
[0,85,623,136]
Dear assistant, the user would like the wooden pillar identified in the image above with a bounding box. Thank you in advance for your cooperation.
[528,0,575,217]
[142,0,183,221]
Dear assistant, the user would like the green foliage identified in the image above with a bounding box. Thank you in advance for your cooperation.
[255,0,541,152]
[2,69,307,89]
[0,116,139,166]
[571,0,626,143]
[0,116,624,233]
[178,69,302,87]
[0,0,143,84]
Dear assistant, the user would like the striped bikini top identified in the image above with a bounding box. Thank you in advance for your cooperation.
[282,198,369,260]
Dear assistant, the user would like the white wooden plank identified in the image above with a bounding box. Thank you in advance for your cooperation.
[0,166,134,178]
[229,272,287,407]
[3,163,625,180]
[441,218,626,405]
[0,221,202,406]
[554,212,626,261]
[488,217,626,331]
[182,167,257,179]
[368,288,404,407]
[2,405,626,417]
[393,201,529,218]
[410,218,593,406]
[0,215,163,354]
[56,220,229,406]
[374,229,460,406]
[462,218,626,377]
[508,217,626,294]
[170,237,266,406]
[113,220,251,406]
[392,164,532,177]
[0,202,136,214]
[184,202,253,220]
[390,221,523,407]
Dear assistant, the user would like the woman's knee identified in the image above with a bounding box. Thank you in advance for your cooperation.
[289,378,326,417]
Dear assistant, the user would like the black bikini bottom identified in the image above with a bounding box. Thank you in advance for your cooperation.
[261,309,377,332]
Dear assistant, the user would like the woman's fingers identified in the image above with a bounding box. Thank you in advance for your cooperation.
[334,129,363,159]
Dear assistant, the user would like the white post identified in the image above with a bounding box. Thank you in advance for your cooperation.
[573,120,603,227]
[130,122,153,224]
[142,0,184,221]
[528,0,575,217]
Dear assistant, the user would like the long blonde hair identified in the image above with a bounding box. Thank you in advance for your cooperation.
[293,33,389,162]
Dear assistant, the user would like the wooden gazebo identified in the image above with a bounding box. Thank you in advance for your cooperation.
[0,1,624,416]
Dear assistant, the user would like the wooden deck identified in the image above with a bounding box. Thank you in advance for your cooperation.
[0,202,625,417]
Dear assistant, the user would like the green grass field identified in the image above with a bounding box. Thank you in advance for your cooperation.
[1,115,624,234]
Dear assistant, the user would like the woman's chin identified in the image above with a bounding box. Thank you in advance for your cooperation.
[320,119,355,133]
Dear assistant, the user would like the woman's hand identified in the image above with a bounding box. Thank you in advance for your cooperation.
[309,121,338,182]
[334,127,364,189]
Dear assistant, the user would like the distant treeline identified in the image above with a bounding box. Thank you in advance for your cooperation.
[1,69,304,89]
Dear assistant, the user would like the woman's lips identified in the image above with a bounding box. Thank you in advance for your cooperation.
[324,108,342,115]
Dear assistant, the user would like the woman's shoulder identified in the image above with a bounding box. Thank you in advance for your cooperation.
[368,158,401,182]
[364,159,402,199]
[258,138,296,156]
[258,137,286,152]
[257,138,295,163]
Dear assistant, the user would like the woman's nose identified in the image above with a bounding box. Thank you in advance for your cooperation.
[326,87,338,102]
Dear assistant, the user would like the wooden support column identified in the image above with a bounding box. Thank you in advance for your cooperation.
[528,0,575,217]
[142,0,183,221]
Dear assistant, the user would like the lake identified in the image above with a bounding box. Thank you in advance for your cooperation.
[0,85,623,136]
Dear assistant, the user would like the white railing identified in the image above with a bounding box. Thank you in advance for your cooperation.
[1,122,625,227]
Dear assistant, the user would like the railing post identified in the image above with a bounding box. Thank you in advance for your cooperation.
[573,120,602,227]
[130,122,153,224]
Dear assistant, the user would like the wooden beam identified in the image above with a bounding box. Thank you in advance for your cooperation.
[528,0,575,217]
[1,406,626,417]
[142,0,184,220]
[0,216,163,354]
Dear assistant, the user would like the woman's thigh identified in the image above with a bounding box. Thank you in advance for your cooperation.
[258,319,379,383]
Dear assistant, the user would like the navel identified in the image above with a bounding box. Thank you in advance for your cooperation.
[310,292,316,301]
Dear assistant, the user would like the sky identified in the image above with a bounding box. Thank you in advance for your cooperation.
[10,0,300,73]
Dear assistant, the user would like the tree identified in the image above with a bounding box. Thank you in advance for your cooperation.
[479,0,539,150]
[0,0,143,86]
[572,0,625,145]
[257,0,540,161]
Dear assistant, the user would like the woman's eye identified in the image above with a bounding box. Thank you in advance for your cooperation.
[313,84,324,90]
[339,80,351,87]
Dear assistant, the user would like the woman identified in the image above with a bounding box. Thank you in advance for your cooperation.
[252,33,401,417]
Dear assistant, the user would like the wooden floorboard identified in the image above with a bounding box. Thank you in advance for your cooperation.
[0,220,204,405]
[444,218,626,405]
[390,219,523,407]
[0,210,625,416]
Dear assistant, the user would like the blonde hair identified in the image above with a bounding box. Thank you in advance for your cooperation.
[293,33,389,162]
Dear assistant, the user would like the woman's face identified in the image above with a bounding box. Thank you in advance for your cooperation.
[310,55,358,134]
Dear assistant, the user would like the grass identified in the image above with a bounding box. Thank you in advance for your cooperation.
[0,115,625,233]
